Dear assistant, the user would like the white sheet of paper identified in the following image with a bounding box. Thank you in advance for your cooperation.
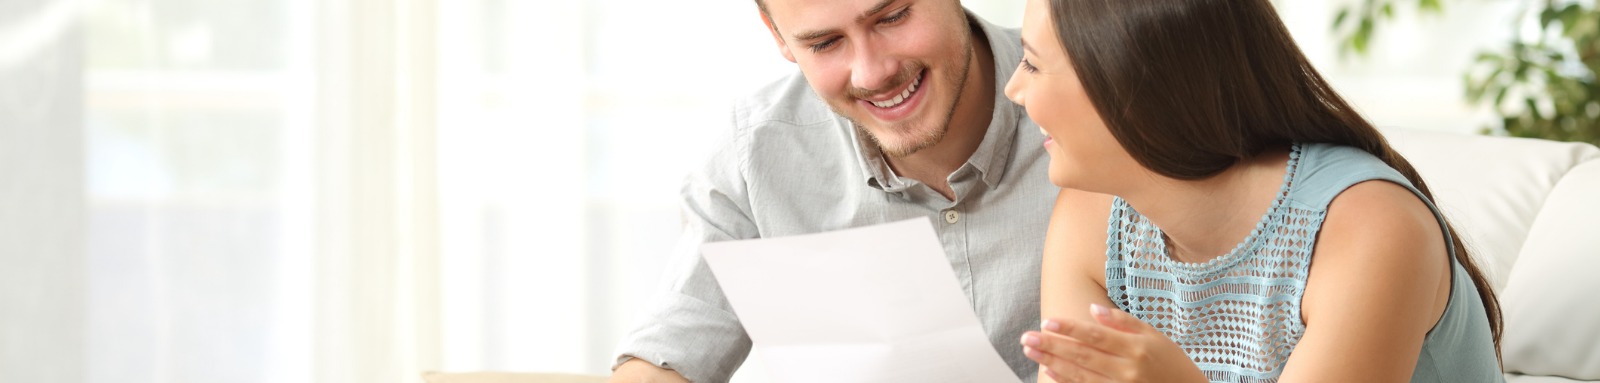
[701,218,1021,383]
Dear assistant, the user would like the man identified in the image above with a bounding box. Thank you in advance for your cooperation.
[610,0,1056,381]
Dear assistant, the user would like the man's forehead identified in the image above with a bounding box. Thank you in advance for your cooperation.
[764,0,909,31]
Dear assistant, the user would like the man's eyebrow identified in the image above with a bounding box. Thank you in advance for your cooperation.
[792,28,837,42]
[855,0,898,23]
[789,0,900,42]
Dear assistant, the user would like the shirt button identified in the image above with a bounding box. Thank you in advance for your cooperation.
[943,209,960,224]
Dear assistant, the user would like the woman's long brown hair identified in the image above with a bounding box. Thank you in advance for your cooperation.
[1046,0,1502,357]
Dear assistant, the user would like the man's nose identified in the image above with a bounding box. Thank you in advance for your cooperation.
[849,37,899,94]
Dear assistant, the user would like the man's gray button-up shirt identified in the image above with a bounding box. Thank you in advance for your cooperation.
[611,11,1058,383]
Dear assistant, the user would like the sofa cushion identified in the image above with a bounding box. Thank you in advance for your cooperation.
[1507,374,1596,383]
[1383,129,1600,289]
[1499,160,1600,380]
[420,372,606,383]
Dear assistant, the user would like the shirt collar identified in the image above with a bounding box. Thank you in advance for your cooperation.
[853,10,1026,192]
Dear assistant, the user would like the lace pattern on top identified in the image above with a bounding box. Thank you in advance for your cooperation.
[1105,143,1324,383]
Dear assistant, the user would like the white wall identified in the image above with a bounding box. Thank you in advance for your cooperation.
[1275,0,1518,134]
[965,0,1516,134]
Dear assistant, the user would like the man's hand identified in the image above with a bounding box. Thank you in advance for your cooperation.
[608,358,691,383]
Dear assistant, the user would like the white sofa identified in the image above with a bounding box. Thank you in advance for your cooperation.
[426,129,1600,383]
[1385,129,1600,383]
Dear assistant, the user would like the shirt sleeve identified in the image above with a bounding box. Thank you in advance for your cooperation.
[611,107,759,383]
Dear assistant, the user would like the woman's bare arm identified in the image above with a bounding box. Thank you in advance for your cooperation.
[1035,188,1120,382]
[1278,180,1453,382]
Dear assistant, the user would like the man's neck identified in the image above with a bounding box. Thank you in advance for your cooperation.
[885,22,996,201]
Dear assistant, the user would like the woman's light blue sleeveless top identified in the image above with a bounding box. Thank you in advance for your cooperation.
[1104,143,1502,383]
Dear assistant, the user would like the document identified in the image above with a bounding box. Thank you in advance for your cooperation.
[700,218,1022,383]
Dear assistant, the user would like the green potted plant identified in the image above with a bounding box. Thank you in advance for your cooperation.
[1332,0,1600,146]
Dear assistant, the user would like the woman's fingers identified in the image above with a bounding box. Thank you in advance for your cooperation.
[1040,316,1133,354]
[1025,345,1115,383]
[1027,305,1204,383]
[1089,303,1147,333]
[1023,331,1128,381]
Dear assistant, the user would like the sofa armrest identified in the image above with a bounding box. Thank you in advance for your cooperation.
[1500,159,1600,380]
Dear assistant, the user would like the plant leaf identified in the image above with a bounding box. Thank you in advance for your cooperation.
[1354,18,1374,54]
[1494,84,1511,108]
[1420,0,1442,13]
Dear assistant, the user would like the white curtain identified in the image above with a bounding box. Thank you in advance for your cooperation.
[0,0,1510,382]
[0,0,794,381]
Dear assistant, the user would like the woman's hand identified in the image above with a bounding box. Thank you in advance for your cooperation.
[1021,304,1208,383]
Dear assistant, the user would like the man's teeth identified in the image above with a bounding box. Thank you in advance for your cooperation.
[870,75,920,108]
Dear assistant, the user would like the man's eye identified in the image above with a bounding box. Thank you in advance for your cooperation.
[809,38,840,53]
[880,7,910,24]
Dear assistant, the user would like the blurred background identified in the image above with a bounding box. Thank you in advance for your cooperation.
[0,0,1578,382]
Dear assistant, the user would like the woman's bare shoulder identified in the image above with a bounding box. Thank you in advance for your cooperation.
[1045,188,1117,284]
[1304,179,1450,330]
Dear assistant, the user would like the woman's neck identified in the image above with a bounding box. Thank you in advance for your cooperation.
[1117,147,1292,264]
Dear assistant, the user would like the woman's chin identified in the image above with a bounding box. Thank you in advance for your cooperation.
[1047,170,1071,189]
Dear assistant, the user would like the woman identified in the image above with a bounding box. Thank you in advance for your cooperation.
[1003,0,1503,382]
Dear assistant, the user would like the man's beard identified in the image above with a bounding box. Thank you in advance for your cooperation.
[854,115,948,158]
[839,42,973,159]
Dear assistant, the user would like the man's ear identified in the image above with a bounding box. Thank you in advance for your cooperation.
[761,12,796,63]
